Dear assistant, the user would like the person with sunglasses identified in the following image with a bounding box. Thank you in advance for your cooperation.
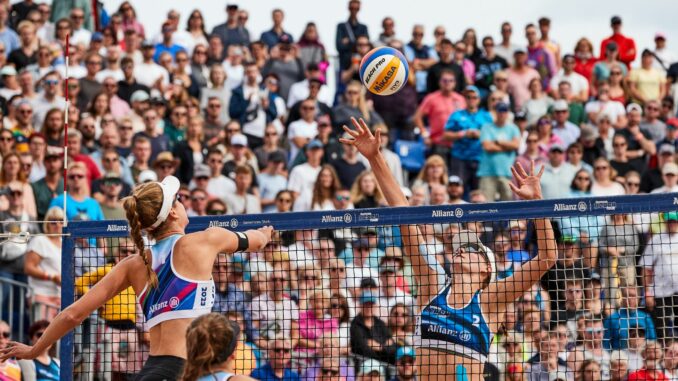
[3,175,273,381]
[250,337,298,381]
[343,117,556,380]
[0,320,25,381]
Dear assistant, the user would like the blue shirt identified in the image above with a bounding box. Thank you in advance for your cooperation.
[603,308,656,350]
[477,122,521,177]
[445,109,493,161]
[258,173,288,213]
[34,357,59,381]
[0,29,19,59]
[49,194,104,221]
[153,43,186,63]
[260,29,294,48]
[251,363,300,381]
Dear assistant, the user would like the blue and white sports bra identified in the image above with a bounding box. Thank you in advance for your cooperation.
[137,234,216,328]
[197,371,234,381]
[414,278,493,363]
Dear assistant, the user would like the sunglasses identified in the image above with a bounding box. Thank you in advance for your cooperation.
[45,79,59,85]
[1,332,10,338]
[321,368,340,376]
[273,348,291,354]
[178,193,190,200]
[103,180,121,186]
[192,196,206,202]
[207,209,225,215]
[336,195,350,201]
[613,143,627,147]
[0,137,13,142]
[329,267,345,273]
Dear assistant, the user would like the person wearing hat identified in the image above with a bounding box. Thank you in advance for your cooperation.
[651,33,676,73]
[628,50,667,105]
[550,100,580,147]
[390,347,417,381]
[600,16,636,68]
[477,101,521,201]
[97,171,126,220]
[134,37,169,89]
[343,117,558,380]
[650,162,678,193]
[351,289,397,365]
[446,175,467,205]
[151,151,178,182]
[540,142,577,199]
[505,49,540,111]
[443,85,493,192]
[641,211,678,341]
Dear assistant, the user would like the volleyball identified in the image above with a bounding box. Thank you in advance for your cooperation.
[359,47,409,96]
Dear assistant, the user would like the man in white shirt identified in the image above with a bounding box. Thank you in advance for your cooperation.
[134,40,169,89]
[287,99,319,161]
[250,264,299,346]
[95,46,125,82]
[69,8,91,46]
[652,33,677,73]
[550,54,589,102]
[641,212,678,340]
[552,100,581,147]
[651,162,678,193]
[30,70,65,127]
[495,22,522,66]
[200,148,236,202]
[540,144,577,199]
[287,140,323,198]
[286,63,334,108]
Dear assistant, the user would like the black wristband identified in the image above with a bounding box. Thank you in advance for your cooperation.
[235,231,249,252]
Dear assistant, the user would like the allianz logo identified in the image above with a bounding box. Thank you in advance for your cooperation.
[208,219,239,228]
[321,213,353,223]
[106,224,129,232]
[432,208,464,218]
[553,201,588,212]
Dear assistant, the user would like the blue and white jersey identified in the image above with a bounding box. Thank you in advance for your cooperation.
[415,279,493,362]
[198,371,234,381]
[137,234,216,328]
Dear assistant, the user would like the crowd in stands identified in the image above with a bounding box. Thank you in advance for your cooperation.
[0,0,678,380]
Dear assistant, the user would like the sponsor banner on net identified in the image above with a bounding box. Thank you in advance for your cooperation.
[357,211,380,223]
[320,213,353,224]
[468,208,499,215]
[242,218,271,226]
[553,201,588,212]
[431,208,465,219]
[593,200,617,211]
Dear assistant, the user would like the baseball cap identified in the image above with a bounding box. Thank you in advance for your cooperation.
[148,175,180,229]
[606,41,619,51]
[464,85,480,96]
[359,290,378,305]
[659,144,676,155]
[45,146,64,158]
[514,110,527,121]
[448,175,463,185]
[655,32,667,40]
[611,16,622,25]
[663,162,678,176]
[626,103,642,114]
[306,139,324,150]
[91,32,104,42]
[560,233,579,244]
[667,118,678,129]
[0,66,17,76]
[130,90,150,103]
[396,346,416,361]
[138,169,157,183]
[452,230,496,283]
[553,99,569,112]
[359,359,384,376]
[495,102,510,112]
[230,134,248,147]
[103,171,121,181]
[549,143,566,153]
[193,163,211,178]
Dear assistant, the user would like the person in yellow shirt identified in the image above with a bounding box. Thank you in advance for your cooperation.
[225,311,261,376]
[628,49,668,105]
[74,238,145,380]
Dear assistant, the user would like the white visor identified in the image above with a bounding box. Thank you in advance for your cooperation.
[452,230,497,283]
[148,176,180,229]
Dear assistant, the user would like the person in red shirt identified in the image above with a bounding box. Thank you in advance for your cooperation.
[574,38,597,84]
[628,341,669,381]
[600,16,637,69]
[414,69,466,153]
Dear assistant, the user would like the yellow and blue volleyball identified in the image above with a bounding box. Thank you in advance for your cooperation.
[359,47,409,96]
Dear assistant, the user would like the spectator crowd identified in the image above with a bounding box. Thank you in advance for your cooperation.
[1,0,678,380]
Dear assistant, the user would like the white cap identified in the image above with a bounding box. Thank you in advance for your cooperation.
[149,175,180,229]
[138,169,158,183]
[230,134,248,147]
[553,99,569,111]
[452,230,497,283]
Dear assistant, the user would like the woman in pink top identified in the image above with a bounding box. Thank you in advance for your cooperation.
[535,117,564,157]
[295,290,338,368]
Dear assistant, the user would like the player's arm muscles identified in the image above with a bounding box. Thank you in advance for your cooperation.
[29,256,136,356]
[200,226,271,258]
[486,218,557,310]
[369,150,441,302]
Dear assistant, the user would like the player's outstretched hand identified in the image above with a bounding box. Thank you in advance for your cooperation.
[0,341,35,361]
[509,161,544,201]
[339,117,381,160]
[258,226,274,245]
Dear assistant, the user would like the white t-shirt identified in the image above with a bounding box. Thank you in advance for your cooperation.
[250,293,299,339]
[591,181,626,197]
[71,28,92,46]
[26,236,61,297]
[651,184,678,194]
[345,263,380,290]
[134,62,169,88]
[585,100,626,122]
[204,175,237,202]
[286,79,334,108]
[550,71,589,97]
[223,62,244,90]
[287,120,318,161]
[284,242,316,269]
[640,232,678,298]
[287,163,321,195]
[95,69,125,83]
[224,193,261,215]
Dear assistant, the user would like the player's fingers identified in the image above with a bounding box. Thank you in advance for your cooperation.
[359,118,372,136]
[510,165,523,181]
[350,117,361,132]
[375,128,382,142]
[537,165,545,178]
[342,125,359,137]
[530,160,535,176]
[338,138,355,145]
[515,162,529,178]
[508,182,519,194]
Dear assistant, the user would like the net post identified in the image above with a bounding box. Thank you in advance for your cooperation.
[59,225,76,381]
[62,34,70,228]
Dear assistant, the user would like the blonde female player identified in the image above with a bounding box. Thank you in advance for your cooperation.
[341,118,557,381]
[0,176,273,381]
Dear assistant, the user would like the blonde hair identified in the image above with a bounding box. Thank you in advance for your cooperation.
[415,155,448,185]
[182,313,238,381]
[350,170,385,206]
[346,80,370,123]
[121,182,165,288]
[43,207,65,232]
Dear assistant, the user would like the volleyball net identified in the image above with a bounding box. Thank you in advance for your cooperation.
[60,193,678,380]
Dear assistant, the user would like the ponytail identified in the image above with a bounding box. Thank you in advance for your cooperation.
[182,313,237,381]
[122,194,159,288]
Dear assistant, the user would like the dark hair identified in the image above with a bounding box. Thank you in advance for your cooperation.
[538,17,551,26]
[440,38,454,47]
[570,169,592,192]
[28,320,50,338]
[182,313,239,381]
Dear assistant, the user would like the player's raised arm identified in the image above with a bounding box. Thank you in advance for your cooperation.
[341,117,442,304]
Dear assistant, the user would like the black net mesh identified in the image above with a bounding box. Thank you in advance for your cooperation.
[65,203,678,381]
